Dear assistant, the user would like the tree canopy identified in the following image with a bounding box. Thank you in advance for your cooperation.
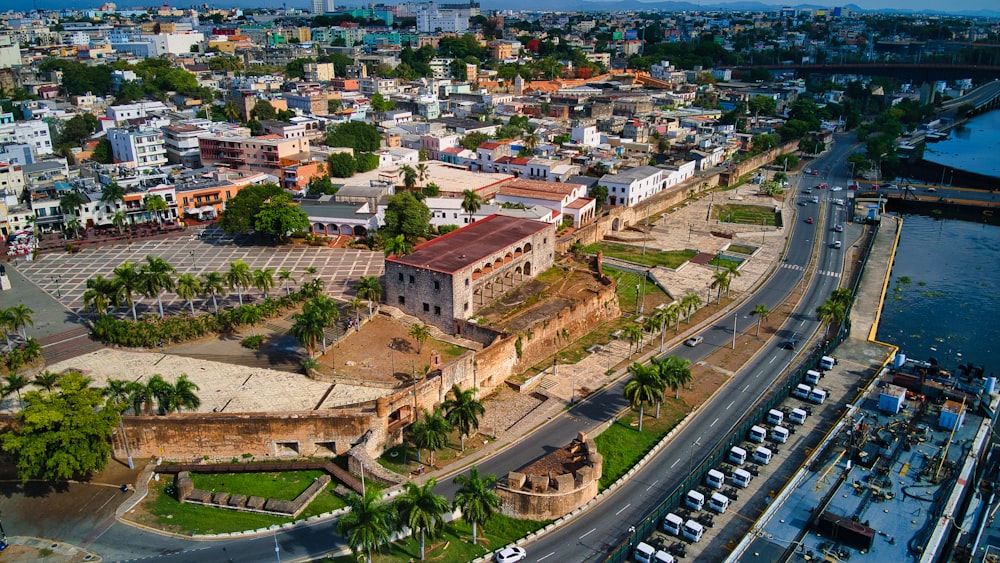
[1,371,119,483]
[382,191,431,242]
[218,183,285,234]
[254,192,311,239]
[326,121,381,153]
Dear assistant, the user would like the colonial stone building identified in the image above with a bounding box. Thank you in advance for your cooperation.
[384,215,555,333]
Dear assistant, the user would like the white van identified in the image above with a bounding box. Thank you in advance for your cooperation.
[794,383,812,400]
[635,541,656,563]
[771,426,790,443]
[706,469,725,489]
[749,425,767,443]
[789,408,808,425]
[662,512,684,536]
[819,356,836,370]
[729,446,747,465]
[653,550,676,563]
[732,468,753,488]
[766,409,784,426]
[809,388,827,404]
[682,519,704,542]
[805,369,822,385]
[708,492,730,513]
[685,490,705,511]
[753,446,773,465]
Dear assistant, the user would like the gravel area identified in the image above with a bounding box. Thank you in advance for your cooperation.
[479,386,545,437]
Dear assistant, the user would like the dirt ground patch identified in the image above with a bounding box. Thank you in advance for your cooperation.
[312,316,470,381]
[476,265,608,332]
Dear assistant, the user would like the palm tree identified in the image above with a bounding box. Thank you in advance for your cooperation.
[303,266,318,279]
[623,324,643,358]
[278,269,296,296]
[65,216,82,238]
[355,276,382,320]
[83,274,116,317]
[175,273,202,314]
[223,99,240,123]
[32,371,60,391]
[237,304,265,336]
[173,374,201,412]
[442,384,484,451]
[337,488,396,563]
[394,478,451,562]
[409,323,432,353]
[656,355,692,400]
[103,378,135,468]
[303,296,339,353]
[142,194,168,227]
[290,307,326,356]
[523,129,540,153]
[21,339,41,363]
[251,267,275,298]
[384,233,413,257]
[101,181,125,209]
[226,259,253,306]
[140,255,176,318]
[112,260,143,320]
[831,288,853,308]
[623,362,664,432]
[349,297,364,326]
[710,269,731,303]
[125,380,153,415]
[725,263,741,297]
[401,164,418,191]
[666,302,682,334]
[6,304,33,341]
[415,162,429,187]
[112,210,128,235]
[681,291,702,323]
[147,374,177,414]
[816,298,846,339]
[650,307,671,352]
[410,407,452,466]
[200,272,227,313]
[453,467,501,546]
[3,373,30,409]
[0,307,13,350]
[750,304,771,337]
[461,189,483,225]
[642,316,658,348]
[59,191,86,224]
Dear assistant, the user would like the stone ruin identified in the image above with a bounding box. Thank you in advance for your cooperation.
[174,471,331,518]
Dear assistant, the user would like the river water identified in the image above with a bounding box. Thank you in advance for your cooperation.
[923,110,1000,180]
[874,213,999,372]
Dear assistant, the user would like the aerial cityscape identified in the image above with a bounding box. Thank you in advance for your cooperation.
[0,2,996,563]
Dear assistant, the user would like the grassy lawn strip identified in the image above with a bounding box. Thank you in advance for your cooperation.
[711,204,778,226]
[330,513,550,563]
[191,470,325,501]
[595,403,686,490]
[708,256,742,270]
[726,244,757,255]
[584,242,696,269]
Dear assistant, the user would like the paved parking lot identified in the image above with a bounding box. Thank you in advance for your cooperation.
[14,226,384,317]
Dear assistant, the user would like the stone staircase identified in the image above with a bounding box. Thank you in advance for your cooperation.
[39,327,105,366]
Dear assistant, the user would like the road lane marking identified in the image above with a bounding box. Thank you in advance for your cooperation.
[671,459,680,468]
[710,417,719,427]
[538,553,556,561]
[726,400,734,410]
[580,528,597,539]
[616,503,631,515]
[646,479,659,491]
[770,356,777,364]
[743,384,750,392]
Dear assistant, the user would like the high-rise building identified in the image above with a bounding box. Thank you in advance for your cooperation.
[312,0,336,14]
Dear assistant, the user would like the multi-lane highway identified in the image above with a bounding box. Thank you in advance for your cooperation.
[89,136,861,563]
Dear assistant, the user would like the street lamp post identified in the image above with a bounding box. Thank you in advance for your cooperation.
[733,312,738,350]
[688,437,702,475]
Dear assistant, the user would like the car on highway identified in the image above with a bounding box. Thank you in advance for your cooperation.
[802,188,812,194]
[848,184,859,190]
[831,186,843,191]
[811,169,819,175]
[926,187,937,193]
[799,200,808,206]
[834,224,844,232]
[684,336,704,347]
[495,546,527,563]
[832,240,842,249]
[805,217,814,224]
[817,183,828,189]
[781,337,798,350]
[804,168,812,174]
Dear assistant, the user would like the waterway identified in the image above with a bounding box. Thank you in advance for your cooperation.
[923,110,1000,180]
[875,213,999,372]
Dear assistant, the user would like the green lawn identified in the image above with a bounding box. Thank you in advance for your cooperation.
[595,403,686,490]
[329,513,550,563]
[584,242,696,269]
[726,244,757,255]
[191,470,326,501]
[708,256,743,270]
[712,204,778,226]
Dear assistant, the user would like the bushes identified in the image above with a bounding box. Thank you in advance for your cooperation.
[241,335,264,349]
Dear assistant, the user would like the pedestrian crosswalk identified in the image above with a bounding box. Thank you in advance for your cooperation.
[781,263,841,278]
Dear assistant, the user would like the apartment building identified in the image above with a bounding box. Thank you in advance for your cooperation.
[0,119,52,157]
[108,127,168,170]
[199,133,310,173]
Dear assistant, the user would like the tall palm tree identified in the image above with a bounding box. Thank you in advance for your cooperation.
[147,374,177,415]
[710,269,731,303]
[200,271,227,313]
[623,324,643,358]
[125,380,153,415]
[3,373,30,410]
[410,407,452,466]
[278,269,296,296]
[816,298,846,339]
[112,210,128,235]
[623,362,664,432]
[384,233,413,257]
[223,100,240,123]
[65,217,82,238]
[349,297,364,325]
[101,181,125,209]
[7,304,33,341]
[394,478,451,562]
[32,371,60,391]
[355,276,382,320]
[59,191,86,224]
[0,307,13,349]
[112,260,143,320]
[642,316,658,348]
[408,323,432,353]
[226,259,253,306]
[251,267,275,298]
[303,266,318,279]
[656,355,692,400]
[453,467,501,546]
[725,263,741,297]
[175,273,203,314]
[336,488,396,563]
[461,189,483,225]
[681,291,702,323]
[290,307,325,356]
[173,374,201,412]
[142,194,168,227]
[236,304,265,336]
[83,274,117,317]
[831,287,853,308]
[750,304,771,337]
[415,162,429,187]
[140,255,176,318]
[442,384,484,451]
[103,378,135,468]
[303,296,339,353]
[650,306,671,353]
[400,165,418,191]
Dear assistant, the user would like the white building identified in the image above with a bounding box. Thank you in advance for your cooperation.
[416,2,479,33]
[0,162,26,199]
[600,165,667,207]
[145,32,204,56]
[0,35,21,69]
[421,196,499,228]
[107,102,170,125]
[108,127,168,170]
[0,120,52,157]
[312,0,336,13]
[571,125,600,147]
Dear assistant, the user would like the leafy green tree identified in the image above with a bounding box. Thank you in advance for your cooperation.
[325,121,381,152]
[459,131,491,151]
[91,138,113,163]
[337,488,396,563]
[354,152,379,172]
[252,100,277,120]
[588,184,609,211]
[394,478,451,562]
[453,467,501,545]
[383,191,430,242]
[748,95,777,119]
[623,362,664,431]
[2,372,118,483]
[327,152,356,178]
[254,193,310,240]
[219,183,284,234]
[442,384,484,451]
[307,175,338,196]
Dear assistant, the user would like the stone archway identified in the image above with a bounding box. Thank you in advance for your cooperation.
[611,217,621,231]
[523,261,532,277]
[353,225,368,236]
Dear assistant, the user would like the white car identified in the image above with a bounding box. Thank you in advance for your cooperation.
[495,546,527,563]
[831,186,843,191]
